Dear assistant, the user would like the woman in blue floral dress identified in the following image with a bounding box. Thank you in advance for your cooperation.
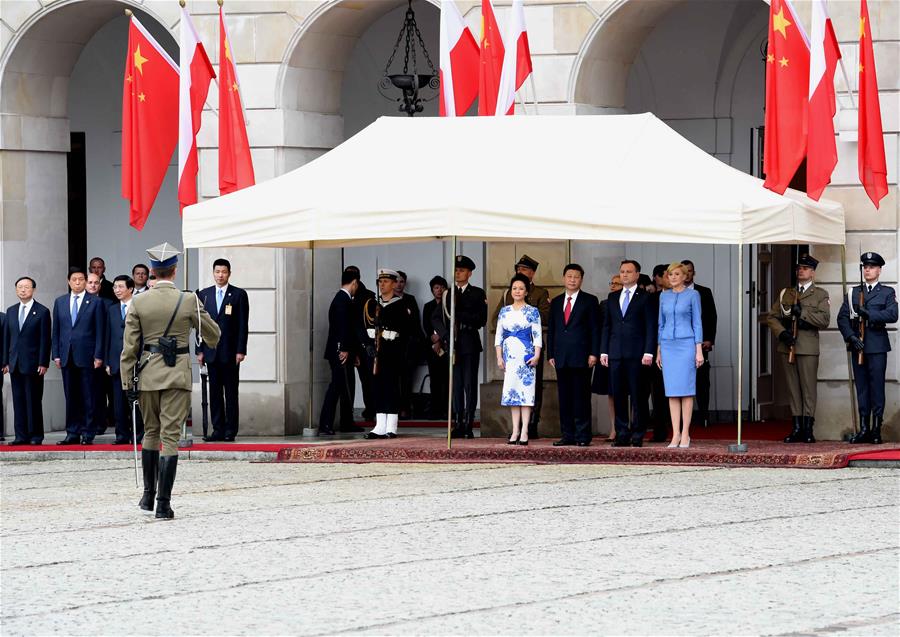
[494,274,543,445]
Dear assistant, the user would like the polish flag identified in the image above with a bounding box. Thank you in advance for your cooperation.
[477,0,504,116]
[806,0,841,201]
[177,5,215,212]
[495,0,533,115]
[439,0,479,117]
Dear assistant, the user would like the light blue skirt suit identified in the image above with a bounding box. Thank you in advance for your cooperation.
[658,288,703,397]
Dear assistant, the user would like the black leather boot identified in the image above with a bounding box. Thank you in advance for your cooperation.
[155,455,178,520]
[849,414,871,444]
[450,420,465,439]
[802,416,816,443]
[139,449,159,512]
[464,419,475,439]
[870,416,883,444]
[784,416,804,443]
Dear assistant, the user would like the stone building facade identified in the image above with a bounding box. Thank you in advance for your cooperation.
[1,0,897,440]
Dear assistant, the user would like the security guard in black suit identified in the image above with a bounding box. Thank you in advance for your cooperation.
[345,266,377,421]
[837,252,898,444]
[448,255,487,438]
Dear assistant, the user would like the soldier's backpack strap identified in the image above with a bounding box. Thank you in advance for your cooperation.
[154,292,187,367]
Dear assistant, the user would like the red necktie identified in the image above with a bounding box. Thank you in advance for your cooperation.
[564,296,572,325]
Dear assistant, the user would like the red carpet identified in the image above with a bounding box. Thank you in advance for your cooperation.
[846,449,900,462]
[0,442,314,453]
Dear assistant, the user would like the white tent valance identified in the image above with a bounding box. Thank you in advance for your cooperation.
[182,113,845,249]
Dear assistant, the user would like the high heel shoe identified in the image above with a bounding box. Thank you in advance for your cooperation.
[678,437,691,448]
[507,434,519,445]
[667,439,680,448]
[517,439,529,446]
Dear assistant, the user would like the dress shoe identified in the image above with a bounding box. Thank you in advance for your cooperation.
[80,438,94,446]
[450,428,466,439]
[339,424,365,433]
[30,440,44,446]
[631,440,643,447]
[464,431,475,439]
[318,428,335,436]
[9,439,30,446]
[223,435,236,442]
[576,441,590,447]
[612,439,631,447]
[553,439,575,447]
[364,432,388,440]
[58,437,80,445]
[113,438,131,445]
[203,432,226,442]
[386,432,397,439]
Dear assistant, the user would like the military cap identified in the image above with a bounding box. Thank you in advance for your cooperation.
[455,255,476,271]
[796,254,819,269]
[515,254,539,271]
[147,242,181,268]
[377,268,399,281]
[860,252,885,267]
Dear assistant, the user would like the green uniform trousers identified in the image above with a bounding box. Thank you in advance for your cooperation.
[139,389,190,456]
[779,352,819,418]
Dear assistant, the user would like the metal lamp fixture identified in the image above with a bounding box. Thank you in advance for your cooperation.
[377,0,439,116]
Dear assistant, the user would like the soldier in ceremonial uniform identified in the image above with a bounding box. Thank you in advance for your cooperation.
[121,243,219,519]
[362,269,415,439]
[837,252,898,444]
[491,255,550,438]
[766,254,830,443]
[447,255,487,438]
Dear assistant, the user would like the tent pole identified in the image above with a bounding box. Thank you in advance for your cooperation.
[308,243,315,435]
[729,242,748,453]
[447,236,458,449]
[841,245,859,434]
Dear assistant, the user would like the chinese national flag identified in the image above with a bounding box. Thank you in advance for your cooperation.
[121,17,179,231]
[477,0,504,116]
[763,0,810,195]
[219,5,255,195]
[858,0,888,209]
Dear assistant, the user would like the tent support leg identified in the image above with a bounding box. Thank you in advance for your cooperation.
[730,242,748,454]
[447,237,458,450]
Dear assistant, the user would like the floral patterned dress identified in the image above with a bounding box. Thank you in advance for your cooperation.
[494,304,543,406]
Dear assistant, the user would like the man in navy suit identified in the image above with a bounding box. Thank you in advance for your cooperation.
[318,270,360,435]
[196,258,249,442]
[52,266,106,445]
[2,277,51,445]
[105,275,142,444]
[0,310,5,439]
[600,260,657,447]
[547,263,600,446]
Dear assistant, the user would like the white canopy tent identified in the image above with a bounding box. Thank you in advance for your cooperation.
[183,114,847,450]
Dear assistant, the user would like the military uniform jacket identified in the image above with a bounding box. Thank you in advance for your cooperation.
[837,283,898,354]
[491,283,550,332]
[766,284,830,355]
[121,281,220,391]
[359,296,414,365]
[447,284,487,355]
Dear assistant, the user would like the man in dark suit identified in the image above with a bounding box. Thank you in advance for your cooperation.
[196,258,249,442]
[89,257,116,302]
[682,259,717,426]
[105,275,142,444]
[396,270,424,419]
[87,271,115,436]
[449,255,487,439]
[132,263,150,295]
[600,260,657,447]
[52,266,107,445]
[423,276,449,418]
[318,270,360,435]
[2,277,51,445]
[0,310,5,439]
[345,265,377,421]
[547,263,600,446]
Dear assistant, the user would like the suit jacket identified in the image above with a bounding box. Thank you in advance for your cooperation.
[601,287,657,360]
[547,290,600,368]
[448,284,487,355]
[196,284,249,363]
[837,283,898,354]
[105,301,131,375]
[122,281,220,391]
[99,277,116,302]
[51,292,106,367]
[766,284,830,356]
[324,289,354,362]
[692,283,718,344]
[4,301,51,373]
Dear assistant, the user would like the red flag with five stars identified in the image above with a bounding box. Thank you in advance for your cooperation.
[763,0,810,195]
[218,5,255,195]
[858,0,888,209]
[121,16,179,231]
[477,0,504,116]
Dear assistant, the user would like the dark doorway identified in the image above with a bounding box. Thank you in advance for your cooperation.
[67,131,87,269]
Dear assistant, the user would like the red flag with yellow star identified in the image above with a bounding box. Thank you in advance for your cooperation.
[218,5,255,195]
[477,0,504,116]
[121,16,179,231]
[763,0,810,195]
[858,0,887,209]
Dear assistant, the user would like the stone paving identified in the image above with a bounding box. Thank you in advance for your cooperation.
[1,459,898,636]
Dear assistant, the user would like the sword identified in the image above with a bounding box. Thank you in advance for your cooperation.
[130,364,140,488]
[200,363,209,438]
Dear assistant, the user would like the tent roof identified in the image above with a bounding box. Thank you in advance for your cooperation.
[182,113,845,249]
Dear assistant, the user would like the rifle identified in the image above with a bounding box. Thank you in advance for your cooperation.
[373,302,382,376]
[779,288,798,364]
[858,264,866,365]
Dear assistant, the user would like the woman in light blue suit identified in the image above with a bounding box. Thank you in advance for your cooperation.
[656,262,704,448]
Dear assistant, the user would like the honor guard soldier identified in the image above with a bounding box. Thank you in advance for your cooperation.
[362,269,415,439]
[448,255,487,438]
[837,252,898,444]
[491,255,550,438]
[766,254,831,443]
[121,243,220,519]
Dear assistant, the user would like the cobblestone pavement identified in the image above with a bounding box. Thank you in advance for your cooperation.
[1,460,898,636]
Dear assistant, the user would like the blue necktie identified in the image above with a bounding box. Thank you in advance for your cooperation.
[71,295,79,326]
[622,288,631,314]
[217,289,224,312]
[121,304,127,321]
[19,304,26,329]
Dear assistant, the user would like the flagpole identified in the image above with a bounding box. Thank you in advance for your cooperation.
[837,58,857,109]
[729,242,748,453]
[528,74,539,115]
[447,236,457,450]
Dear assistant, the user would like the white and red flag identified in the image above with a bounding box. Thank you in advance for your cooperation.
[439,0,479,117]
[858,0,887,208]
[805,0,841,201]
[495,0,532,115]
[219,4,255,195]
[177,5,215,212]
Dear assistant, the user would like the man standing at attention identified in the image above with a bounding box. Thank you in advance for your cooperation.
[450,255,487,439]
[196,258,249,442]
